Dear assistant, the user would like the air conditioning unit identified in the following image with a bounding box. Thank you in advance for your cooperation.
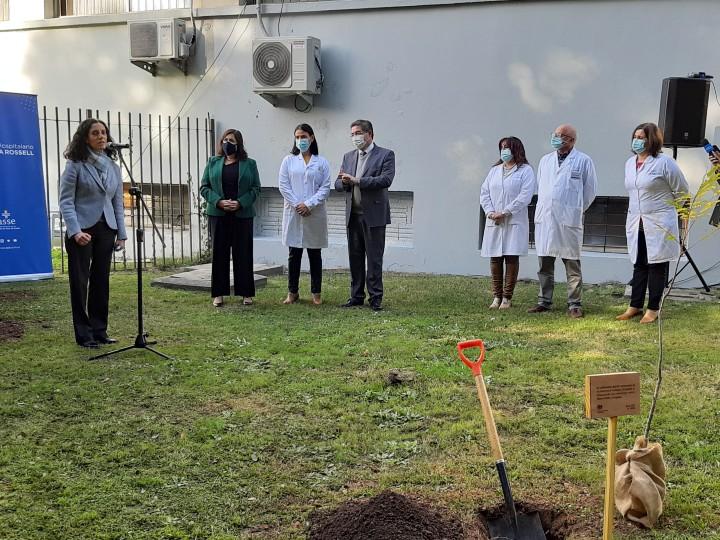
[128,18,190,75]
[252,36,322,106]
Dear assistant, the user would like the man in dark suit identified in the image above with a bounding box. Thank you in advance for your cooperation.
[335,120,395,311]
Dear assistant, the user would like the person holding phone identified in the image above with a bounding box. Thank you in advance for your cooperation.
[616,122,689,324]
[200,129,261,307]
[278,123,331,305]
[59,118,127,348]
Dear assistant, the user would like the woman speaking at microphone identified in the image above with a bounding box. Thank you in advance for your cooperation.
[200,129,261,307]
[59,119,127,349]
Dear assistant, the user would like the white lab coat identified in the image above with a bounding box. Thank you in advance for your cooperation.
[624,154,689,264]
[479,164,536,257]
[278,153,331,249]
[534,148,597,259]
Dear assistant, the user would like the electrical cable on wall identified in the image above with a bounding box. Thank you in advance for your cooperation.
[256,0,270,37]
[129,1,250,171]
[277,0,286,36]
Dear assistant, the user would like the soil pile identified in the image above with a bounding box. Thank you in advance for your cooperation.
[309,490,468,540]
[0,320,24,342]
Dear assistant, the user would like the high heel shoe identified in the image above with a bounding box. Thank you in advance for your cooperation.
[283,293,299,304]
[640,309,659,324]
[616,307,642,321]
[312,293,322,305]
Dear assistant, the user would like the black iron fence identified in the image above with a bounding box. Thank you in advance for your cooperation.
[41,106,215,272]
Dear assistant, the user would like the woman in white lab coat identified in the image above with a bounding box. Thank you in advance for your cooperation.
[278,123,331,305]
[617,122,689,324]
[479,137,536,308]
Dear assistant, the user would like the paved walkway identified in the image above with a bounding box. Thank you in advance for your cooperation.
[151,263,283,292]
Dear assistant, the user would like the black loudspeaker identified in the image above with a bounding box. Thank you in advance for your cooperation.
[658,77,710,147]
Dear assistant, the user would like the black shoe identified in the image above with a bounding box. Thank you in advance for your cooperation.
[340,299,364,308]
[527,304,551,313]
[78,340,100,349]
[94,335,118,345]
[370,302,383,312]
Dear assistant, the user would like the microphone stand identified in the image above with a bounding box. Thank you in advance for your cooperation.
[90,144,173,361]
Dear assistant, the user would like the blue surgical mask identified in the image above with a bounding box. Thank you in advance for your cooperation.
[222,141,238,156]
[550,135,564,150]
[296,138,311,153]
[500,148,513,163]
[631,138,646,154]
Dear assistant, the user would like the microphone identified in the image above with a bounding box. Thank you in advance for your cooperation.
[105,141,131,150]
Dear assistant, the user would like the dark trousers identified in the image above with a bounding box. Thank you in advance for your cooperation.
[65,220,117,344]
[490,255,520,299]
[630,226,668,311]
[209,215,255,297]
[288,247,322,294]
[347,213,386,303]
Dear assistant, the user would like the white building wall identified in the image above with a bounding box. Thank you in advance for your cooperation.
[1,0,719,286]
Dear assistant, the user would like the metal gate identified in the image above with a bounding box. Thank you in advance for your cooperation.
[41,106,215,272]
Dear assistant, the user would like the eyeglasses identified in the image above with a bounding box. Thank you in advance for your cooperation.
[552,133,574,142]
[350,131,365,137]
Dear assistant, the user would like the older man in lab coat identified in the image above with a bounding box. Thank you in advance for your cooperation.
[528,124,597,318]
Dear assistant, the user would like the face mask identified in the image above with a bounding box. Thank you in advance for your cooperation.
[222,141,238,156]
[632,138,646,154]
[351,135,366,150]
[500,148,513,163]
[296,138,311,153]
[550,135,564,150]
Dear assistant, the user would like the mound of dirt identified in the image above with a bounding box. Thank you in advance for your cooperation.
[308,490,468,540]
[0,320,24,342]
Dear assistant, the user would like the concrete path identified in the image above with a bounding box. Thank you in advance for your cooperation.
[151,263,283,293]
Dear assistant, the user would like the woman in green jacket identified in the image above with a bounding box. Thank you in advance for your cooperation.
[200,129,261,307]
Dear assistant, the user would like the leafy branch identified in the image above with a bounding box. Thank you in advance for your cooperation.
[644,164,720,439]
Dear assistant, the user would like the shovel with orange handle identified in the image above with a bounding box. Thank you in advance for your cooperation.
[457,339,546,540]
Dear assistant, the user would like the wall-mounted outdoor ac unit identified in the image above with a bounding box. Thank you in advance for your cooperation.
[129,18,190,76]
[252,36,322,107]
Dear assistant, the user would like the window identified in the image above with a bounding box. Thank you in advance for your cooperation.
[527,196,630,253]
[62,0,190,16]
[2,0,44,21]
[130,0,190,10]
[255,188,414,247]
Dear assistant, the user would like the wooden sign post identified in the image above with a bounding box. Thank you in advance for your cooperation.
[584,372,641,540]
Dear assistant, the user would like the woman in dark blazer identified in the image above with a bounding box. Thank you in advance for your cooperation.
[200,129,261,307]
[58,118,127,348]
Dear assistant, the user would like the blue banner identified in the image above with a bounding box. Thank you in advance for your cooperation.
[0,91,53,282]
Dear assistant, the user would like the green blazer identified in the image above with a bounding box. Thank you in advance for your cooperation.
[200,156,261,218]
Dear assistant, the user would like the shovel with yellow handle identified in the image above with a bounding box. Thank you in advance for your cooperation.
[457,339,546,540]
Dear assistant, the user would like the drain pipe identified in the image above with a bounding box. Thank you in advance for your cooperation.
[256,0,270,37]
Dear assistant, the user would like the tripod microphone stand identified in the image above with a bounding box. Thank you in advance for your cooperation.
[90,144,173,361]
[670,145,711,292]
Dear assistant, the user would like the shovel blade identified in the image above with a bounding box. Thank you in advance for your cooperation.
[488,510,546,540]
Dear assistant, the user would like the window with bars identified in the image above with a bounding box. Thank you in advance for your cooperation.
[59,0,190,16]
[526,195,630,253]
[254,188,414,247]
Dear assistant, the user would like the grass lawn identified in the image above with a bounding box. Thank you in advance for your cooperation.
[0,263,718,539]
